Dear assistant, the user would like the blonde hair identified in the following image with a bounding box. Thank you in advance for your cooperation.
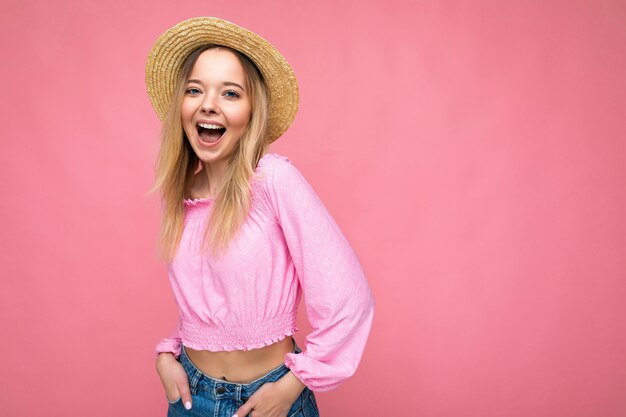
[148,44,270,262]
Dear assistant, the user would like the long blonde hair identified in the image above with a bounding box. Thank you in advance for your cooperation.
[148,44,270,262]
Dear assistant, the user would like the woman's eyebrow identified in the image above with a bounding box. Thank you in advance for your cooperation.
[187,79,245,91]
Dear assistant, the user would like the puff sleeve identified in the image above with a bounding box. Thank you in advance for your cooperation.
[155,318,182,359]
[265,155,375,392]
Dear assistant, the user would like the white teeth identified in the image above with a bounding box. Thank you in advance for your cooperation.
[198,123,224,129]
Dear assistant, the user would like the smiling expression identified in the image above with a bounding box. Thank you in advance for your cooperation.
[181,48,252,167]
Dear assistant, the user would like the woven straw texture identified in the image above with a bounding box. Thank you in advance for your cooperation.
[145,17,299,143]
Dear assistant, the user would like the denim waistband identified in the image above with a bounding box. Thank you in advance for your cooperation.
[179,337,302,401]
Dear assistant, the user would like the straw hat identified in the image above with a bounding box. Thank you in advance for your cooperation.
[145,17,299,143]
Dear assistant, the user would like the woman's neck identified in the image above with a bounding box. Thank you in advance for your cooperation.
[188,161,227,199]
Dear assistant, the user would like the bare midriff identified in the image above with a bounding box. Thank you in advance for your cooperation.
[184,336,296,384]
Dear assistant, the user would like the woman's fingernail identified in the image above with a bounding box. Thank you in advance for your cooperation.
[185,401,192,410]
[232,414,239,417]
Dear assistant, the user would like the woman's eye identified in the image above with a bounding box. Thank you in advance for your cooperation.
[224,90,240,98]
[186,88,201,94]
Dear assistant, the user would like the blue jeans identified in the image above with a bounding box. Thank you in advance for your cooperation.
[167,338,320,417]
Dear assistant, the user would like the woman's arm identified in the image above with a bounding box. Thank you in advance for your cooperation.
[155,320,192,409]
[266,154,375,392]
[156,352,193,410]
[155,319,183,358]
[232,370,305,417]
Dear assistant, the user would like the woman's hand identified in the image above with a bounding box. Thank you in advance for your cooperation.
[155,352,193,410]
[233,371,306,417]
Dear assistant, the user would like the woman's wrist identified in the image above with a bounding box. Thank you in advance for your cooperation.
[275,370,306,400]
[156,352,178,369]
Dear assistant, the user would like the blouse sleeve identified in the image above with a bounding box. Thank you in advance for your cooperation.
[265,156,375,392]
[155,318,182,359]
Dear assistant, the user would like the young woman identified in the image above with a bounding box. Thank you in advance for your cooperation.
[145,17,375,417]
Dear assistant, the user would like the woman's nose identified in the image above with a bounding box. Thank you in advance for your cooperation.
[201,92,219,113]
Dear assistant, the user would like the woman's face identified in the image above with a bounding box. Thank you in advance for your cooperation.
[181,48,252,166]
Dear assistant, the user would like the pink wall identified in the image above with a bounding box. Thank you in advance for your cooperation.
[1,0,625,416]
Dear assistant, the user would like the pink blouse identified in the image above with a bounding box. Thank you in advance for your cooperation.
[155,152,375,392]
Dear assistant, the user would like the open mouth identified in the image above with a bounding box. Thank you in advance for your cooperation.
[197,123,226,143]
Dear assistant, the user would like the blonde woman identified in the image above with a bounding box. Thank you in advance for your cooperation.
[145,17,375,417]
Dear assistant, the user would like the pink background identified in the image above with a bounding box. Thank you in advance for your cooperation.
[1,0,625,416]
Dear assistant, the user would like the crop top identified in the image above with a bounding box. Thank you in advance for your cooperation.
[155,152,375,392]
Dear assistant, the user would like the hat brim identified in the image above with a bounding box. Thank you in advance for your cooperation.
[145,17,299,143]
